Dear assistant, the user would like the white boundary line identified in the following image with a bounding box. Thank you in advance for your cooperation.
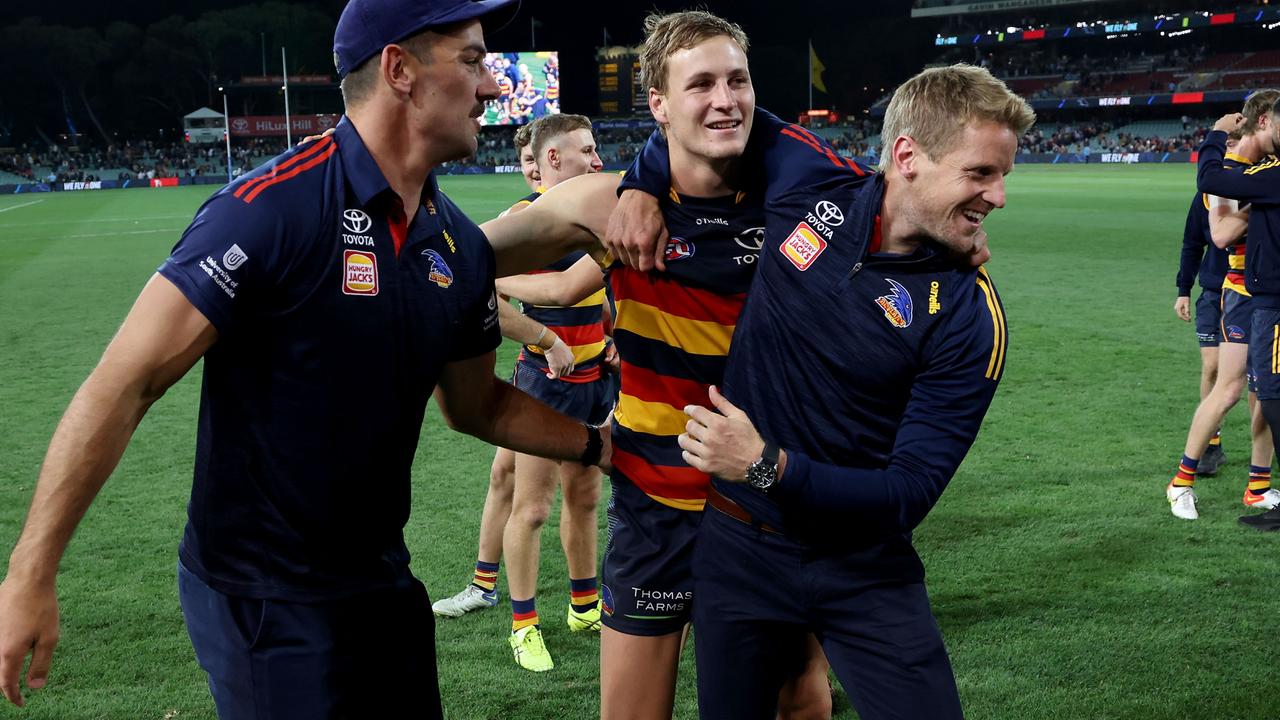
[0,199,44,214]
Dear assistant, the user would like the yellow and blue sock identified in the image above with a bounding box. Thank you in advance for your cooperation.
[512,597,539,632]
[1248,465,1272,497]
[1173,455,1198,488]
[1209,432,1222,448]
[569,577,598,614]
[471,560,499,593]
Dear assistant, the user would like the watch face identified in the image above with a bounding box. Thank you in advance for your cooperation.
[748,460,777,490]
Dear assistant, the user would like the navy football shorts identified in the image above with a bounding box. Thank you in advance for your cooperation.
[1250,308,1280,402]
[1221,289,1254,345]
[512,359,613,425]
[600,472,702,636]
[178,560,441,720]
[691,508,961,720]
[1195,288,1222,347]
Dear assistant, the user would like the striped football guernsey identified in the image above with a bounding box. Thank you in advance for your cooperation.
[608,189,764,511]
[1221,152,1251,296]
[511,190,608,383]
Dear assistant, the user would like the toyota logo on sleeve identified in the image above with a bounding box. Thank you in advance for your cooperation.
[342,209,372,234]
[814,201,845,226]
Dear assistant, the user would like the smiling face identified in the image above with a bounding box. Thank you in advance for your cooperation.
[519,143,540,190]
[897,120,1018,256]
[649,35,754,164]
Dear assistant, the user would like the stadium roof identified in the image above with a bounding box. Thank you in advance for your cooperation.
[184,107,224,120]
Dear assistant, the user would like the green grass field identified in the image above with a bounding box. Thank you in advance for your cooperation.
[1,165,1276,719]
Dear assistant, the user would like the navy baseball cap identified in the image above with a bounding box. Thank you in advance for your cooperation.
[334,0,520,78]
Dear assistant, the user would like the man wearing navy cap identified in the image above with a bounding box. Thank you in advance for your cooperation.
[0,1,611,717]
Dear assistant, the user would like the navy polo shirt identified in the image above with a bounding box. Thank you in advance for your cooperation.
[158,117,501,601]
[1198,132,1280,306]
[622,108,1008,558]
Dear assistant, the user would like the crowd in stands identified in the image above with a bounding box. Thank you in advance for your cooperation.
[0,137,285,184]
[985,45,1205,82]
[0,112,1227,184]
[1018,119,1210,155]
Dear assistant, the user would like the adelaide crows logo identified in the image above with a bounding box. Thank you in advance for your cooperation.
[422,249,454,288]
[875,278,913,328]
[664,237,695,262]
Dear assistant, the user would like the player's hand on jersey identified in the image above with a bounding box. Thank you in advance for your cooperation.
[1174,296,1191,322]
[679,386,764,482]
[605,189,668,272]
[544,336,575,379]
[603,340,620,374]
[1213,113,1245,134]
[299,128,336,145]
[0,576,59,707]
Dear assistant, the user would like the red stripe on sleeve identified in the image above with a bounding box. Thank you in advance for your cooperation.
[234,137,334,200]
[781,127,844,169]
[242,143,337,204]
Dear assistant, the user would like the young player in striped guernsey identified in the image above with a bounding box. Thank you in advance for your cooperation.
[1198,99,1280,529]
[1174,135,1236,475]
[1167,90,1280,521]
[432,118,576,624]
[482,12,832,719]
[435,116,610,675]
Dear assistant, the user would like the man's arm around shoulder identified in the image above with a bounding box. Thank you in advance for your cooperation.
[484,173,620,277]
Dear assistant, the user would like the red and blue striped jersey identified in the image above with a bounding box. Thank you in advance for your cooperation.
[621,109,1011,553]
[1199,134,1280,306]
[1219,152,1253,296]
[608,191,763,511]
[509,190,608,382]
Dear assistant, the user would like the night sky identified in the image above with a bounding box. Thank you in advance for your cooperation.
[1,0,927,124]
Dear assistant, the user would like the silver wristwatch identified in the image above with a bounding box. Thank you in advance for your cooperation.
[745,441,781,492]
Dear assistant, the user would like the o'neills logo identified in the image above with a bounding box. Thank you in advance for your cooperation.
[343,249,378,296]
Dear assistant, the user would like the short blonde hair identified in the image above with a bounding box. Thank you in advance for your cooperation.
[639,11,749,95]
[879,64,1035,171]
[1242,89,1280,135]
[530,114,593,161]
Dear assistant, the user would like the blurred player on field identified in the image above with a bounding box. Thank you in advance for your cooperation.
[1167,90,1280,521]
[1174,134,1238,476]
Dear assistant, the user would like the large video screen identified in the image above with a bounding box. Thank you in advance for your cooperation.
[482,51,561,126]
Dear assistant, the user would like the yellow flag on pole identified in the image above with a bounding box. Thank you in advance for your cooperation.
[810,41,827,94]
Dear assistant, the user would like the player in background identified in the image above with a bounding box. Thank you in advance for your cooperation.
[500,114,610,673]
[514,122,541,192]
[482,12,833,718]
[1174,134,1237,475]
[431,116,577,622]
[436,115,610,675]
[1195,98,1280,530]
[1167,90,1280,521]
